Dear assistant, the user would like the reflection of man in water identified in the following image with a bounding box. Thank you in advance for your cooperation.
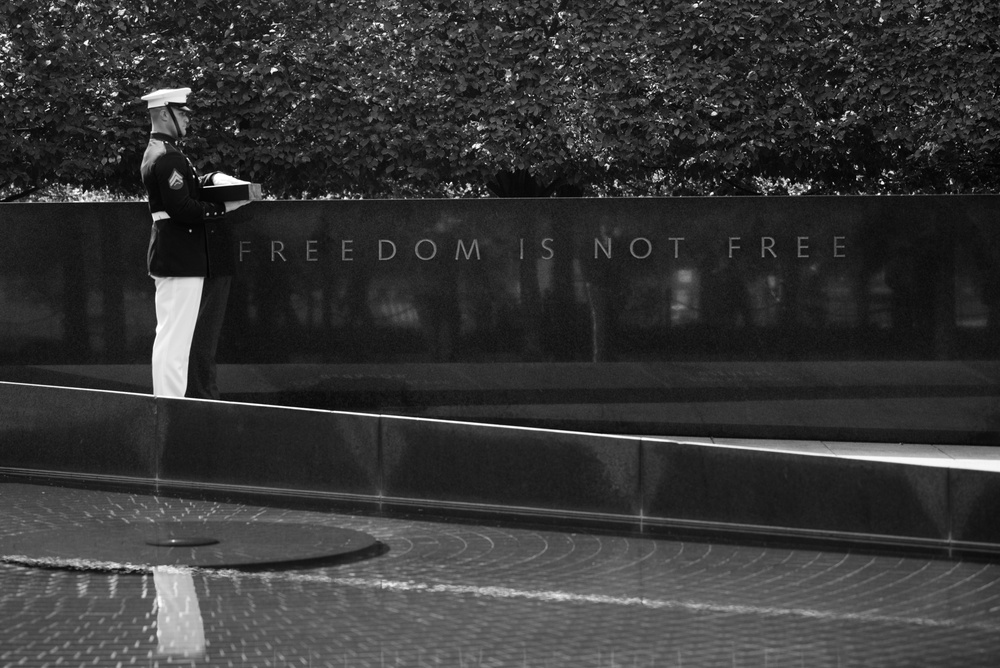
[139,87,251,399]
[153,566,206,657]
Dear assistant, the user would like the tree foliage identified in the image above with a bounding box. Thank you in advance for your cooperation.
[1,0,998,199]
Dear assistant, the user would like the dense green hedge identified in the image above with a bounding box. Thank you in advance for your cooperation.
[2,0,998,199]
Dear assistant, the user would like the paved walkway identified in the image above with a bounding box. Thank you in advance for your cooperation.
[2,481,1000,667]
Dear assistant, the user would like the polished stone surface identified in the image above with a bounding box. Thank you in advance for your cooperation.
[642,438,951,541]
[0,382,157,477]
[2,196,999,443]
[5,380,1000,555]
[681,436,1000,472]
[949,468,1000,545]
[380,415,641,516]
[158,398,379,496]
[2,482,1000,667]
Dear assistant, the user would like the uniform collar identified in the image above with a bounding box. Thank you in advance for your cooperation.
[150,132,179,145]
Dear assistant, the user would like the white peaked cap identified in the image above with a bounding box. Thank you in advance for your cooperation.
[141,87,193,109]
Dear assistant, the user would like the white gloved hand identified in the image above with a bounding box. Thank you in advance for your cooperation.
[212,173,248,186]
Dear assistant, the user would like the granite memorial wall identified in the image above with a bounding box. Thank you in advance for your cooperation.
[1,196,998,443]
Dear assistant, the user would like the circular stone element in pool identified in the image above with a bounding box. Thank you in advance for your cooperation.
[145,536,220,548]
[1,520,380,569]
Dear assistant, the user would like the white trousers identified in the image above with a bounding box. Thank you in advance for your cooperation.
[152,276,204,398]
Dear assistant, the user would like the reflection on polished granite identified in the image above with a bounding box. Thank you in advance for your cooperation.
[8,360,1000,445]
[2,482,1000,667]
[676,435,1000,471]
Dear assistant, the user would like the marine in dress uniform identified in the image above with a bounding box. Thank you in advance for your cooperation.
[139,87,250,399]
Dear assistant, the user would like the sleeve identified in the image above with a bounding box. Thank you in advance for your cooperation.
[153,153,226,224]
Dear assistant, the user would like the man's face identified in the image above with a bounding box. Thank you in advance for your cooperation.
[173,109,191,137]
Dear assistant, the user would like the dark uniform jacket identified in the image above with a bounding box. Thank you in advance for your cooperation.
[140,132,233,277]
